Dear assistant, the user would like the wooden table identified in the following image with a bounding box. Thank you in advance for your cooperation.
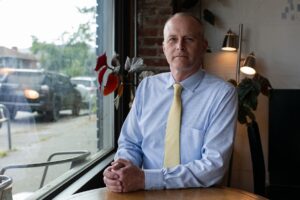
[64,187,268,200]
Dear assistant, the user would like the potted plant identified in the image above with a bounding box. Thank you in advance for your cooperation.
[229,74,272,196]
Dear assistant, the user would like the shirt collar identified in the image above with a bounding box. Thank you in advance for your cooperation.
[166,69,204,93]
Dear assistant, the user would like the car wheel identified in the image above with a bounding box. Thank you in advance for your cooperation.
[72,102,80,116]
[8,109,17,120]
[45,99,60,122]
[37,111,43,115]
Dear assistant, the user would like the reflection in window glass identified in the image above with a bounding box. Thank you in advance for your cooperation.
[5,71,44,85]
[0,0,114,197]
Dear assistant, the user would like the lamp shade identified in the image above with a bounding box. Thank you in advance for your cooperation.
[222,29,237,51]
[240,52,256,75]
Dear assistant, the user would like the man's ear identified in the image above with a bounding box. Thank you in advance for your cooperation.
[162,41,166,54]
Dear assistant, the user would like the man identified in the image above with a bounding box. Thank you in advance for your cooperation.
[103,12,238,193]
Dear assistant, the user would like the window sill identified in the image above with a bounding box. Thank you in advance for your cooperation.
[28,149,115,200]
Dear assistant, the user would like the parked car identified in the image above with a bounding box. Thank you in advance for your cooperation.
[71,76,97,109]
[0,68,82,121]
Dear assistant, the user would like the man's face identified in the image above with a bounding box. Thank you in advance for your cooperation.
[163,15,206,75]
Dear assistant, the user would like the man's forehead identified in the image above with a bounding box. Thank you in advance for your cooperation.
[164,16,203,35]
[165,33,200,38]
[164,23,202,38]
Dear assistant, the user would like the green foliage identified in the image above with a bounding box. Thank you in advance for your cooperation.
[29,6,97,77]
[233,74,272,125]
[0,150,7,158]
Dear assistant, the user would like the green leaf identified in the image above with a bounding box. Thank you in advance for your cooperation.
[253,74,272,96]
[233,72,271,125]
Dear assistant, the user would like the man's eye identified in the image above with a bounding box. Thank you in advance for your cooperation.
[168,38,176,42]
[185,38,194,42]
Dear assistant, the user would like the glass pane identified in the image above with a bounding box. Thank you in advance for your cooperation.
[0,0,114,197]
[5,71,44,85]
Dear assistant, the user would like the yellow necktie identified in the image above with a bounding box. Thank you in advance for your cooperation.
[164,83,182,168]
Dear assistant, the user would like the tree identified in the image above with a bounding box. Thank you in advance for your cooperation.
[30,6,97,77]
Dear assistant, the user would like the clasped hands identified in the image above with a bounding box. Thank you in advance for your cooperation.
[103,158,145,192]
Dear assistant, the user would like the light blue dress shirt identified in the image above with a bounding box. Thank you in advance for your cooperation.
[115,69,238,190]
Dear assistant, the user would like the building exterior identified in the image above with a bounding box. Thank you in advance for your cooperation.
[0,46,38,69]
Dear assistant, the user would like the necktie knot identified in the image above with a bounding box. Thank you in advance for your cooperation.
[173,83,182,96]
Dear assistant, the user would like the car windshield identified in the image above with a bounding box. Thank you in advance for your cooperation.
[5,72,44,85]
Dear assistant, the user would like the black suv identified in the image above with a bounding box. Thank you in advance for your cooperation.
[0,68,81,121]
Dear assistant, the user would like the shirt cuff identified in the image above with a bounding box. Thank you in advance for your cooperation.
[144,169,165,190]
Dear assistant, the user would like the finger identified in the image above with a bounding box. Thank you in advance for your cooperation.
[103,176,122,187]
[104,178,123,193]
[103,178,123,193]
[103,166,111,176]
[111,161,125,170]
[106,185,123,193]
[104,165,113,172]
[114,158,131,165]
[114,158,130,164]
[103,167,119,179]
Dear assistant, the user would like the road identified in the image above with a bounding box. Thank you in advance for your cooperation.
[0,110,98,195]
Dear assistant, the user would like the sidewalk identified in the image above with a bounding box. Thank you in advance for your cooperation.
[0,111,98,194]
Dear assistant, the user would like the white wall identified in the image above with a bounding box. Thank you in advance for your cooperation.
[202,0,300,193]
[203,0,300,88]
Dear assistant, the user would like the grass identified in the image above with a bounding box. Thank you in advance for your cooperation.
[39,136,51,142]
[0,148,18,158]
[0,150,8,158]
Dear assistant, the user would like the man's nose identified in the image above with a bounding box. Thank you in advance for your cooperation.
[176,39,185,50]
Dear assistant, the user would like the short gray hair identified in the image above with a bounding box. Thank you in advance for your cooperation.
[163,12,205,38]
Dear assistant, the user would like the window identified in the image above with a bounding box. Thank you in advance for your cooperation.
[0,0,116,199]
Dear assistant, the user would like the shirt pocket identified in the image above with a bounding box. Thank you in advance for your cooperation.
[180,126,206,164]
